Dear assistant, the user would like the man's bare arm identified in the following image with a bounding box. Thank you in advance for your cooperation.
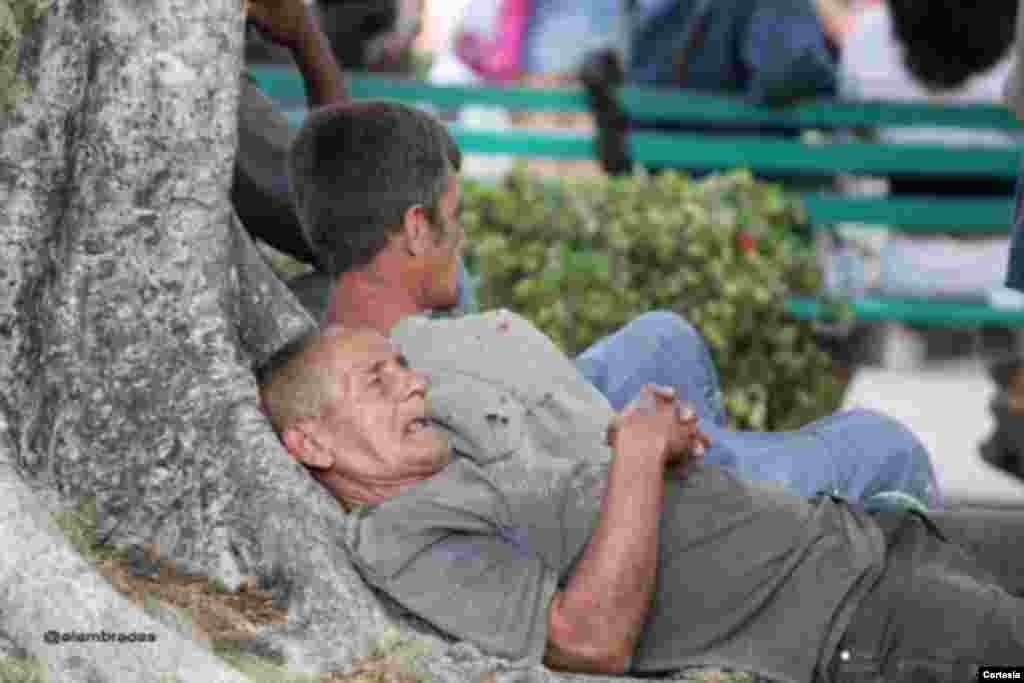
[248,0,349,108]
[543,386,677,674]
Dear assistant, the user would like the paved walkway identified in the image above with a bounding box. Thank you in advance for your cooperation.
[843,358,1024,506]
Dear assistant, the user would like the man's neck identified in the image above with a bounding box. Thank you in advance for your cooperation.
[325,268,425,334]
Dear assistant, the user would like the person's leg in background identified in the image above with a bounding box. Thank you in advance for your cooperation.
[575,310,728,424]
[706,408,942,510]
[982,164,1024,480]
[1004,144,1024,293]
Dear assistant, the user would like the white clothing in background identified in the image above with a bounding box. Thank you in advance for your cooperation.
[840,4,1018,148]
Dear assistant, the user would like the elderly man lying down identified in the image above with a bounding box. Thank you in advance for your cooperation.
[261,313,1024,683]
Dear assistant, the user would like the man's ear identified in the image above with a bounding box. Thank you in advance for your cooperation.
[281,418,335,470]
[400,204,434,257]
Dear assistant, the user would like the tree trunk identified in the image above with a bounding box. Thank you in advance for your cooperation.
[0,3,652,682]
[0,1,399,679]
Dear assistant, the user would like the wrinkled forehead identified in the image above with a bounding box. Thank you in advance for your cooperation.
[319,328,400,373]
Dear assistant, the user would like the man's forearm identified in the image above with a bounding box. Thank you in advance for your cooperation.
[292,11,349,108]
[546,437,666,672]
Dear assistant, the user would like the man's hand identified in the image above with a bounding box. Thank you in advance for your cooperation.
[247,0,314,51]
[246,0,349,107]
[548,384,677,672]
[606,385,709,475]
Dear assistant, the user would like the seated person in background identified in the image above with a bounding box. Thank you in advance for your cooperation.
[318,0,423,75]
[284,99,942,509]
[237,0,350,266]
[997,0,1024,476]
[582,0,838,174]
[836,0,1021,305]
[627,0,837,105]
[261,325,1024,681]
[520,0,627,85]
[246,0,420,73]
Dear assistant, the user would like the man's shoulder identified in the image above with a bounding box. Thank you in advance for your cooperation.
[390,310,553,364]
[391,309,533,335]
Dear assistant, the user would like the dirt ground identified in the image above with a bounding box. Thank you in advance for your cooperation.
[92,545,426,682]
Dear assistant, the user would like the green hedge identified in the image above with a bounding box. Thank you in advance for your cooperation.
[461,167,842,430]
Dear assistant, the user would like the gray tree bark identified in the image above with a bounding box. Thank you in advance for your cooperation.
[0,1,397,680]
[0,2,662,682]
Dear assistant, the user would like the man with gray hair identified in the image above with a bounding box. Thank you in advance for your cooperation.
[261,321,1024,682]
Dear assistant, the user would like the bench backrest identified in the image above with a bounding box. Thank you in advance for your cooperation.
[252,66,1023,233]
[250,67,1024,324]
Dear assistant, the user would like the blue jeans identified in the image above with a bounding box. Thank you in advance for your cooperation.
[1006,164,1024,292]
[522,0,627,74]
[575,311,942,509]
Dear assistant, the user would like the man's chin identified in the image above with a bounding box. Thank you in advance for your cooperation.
[430,432,452,467]
[430,290,461,315]
[407,428,451,470]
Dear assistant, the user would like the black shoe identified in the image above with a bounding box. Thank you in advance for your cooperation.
[579,49,631,176]
[980,354,1024,482]
[579,47,624,90]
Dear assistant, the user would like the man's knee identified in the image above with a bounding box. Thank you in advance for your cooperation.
[839,408,909,436]
[842,409,939,499]
[626,310,702,348]
[854,409,930,456]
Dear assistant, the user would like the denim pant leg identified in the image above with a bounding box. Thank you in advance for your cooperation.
[574,312,941,506]
[523,0,627,74]
[704,409,942,507]
[574,310,728,424]
[1005,164,1024,292]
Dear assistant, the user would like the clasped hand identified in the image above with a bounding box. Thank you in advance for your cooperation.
[606,384,710,475]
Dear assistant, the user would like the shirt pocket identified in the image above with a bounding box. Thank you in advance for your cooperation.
[427,374,524,465]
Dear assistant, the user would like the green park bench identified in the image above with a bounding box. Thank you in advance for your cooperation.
[250,65,1024,327]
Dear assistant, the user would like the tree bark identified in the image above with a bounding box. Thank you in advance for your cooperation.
[0,3,669,682]
[0,1,401,679]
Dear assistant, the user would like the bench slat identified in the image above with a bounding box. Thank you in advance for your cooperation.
[802,195,1013,231]
[785,296,1024,325]
[282,111,1022,179]
[628,131,1022,177]
[449,125,1023,179]
[263,69,1024,325]
[254,67,1024,131]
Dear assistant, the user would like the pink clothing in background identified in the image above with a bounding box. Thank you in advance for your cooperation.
[454,0,530,82]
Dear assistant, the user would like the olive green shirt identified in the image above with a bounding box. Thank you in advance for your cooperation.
[343,311,886,682]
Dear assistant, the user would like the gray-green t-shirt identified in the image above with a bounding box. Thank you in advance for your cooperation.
[344,311,886,681]
[344,454,885,682]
